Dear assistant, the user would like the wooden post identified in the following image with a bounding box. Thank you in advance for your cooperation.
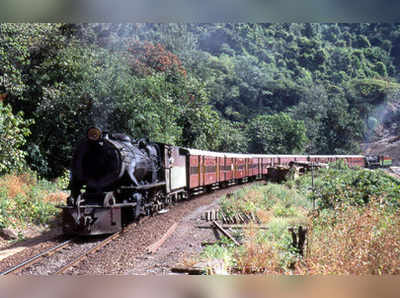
[212,221,240,246]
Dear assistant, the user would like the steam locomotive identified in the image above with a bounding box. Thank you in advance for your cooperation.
[60,127,392,235]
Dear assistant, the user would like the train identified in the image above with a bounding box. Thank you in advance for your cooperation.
[60,127,392,235]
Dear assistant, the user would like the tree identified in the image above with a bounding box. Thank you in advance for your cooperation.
[25,46,140,177]
[0,23,62,102]
[127,41,186,77]
[247,113,308,154]
[217,121,247,153]
[316,97,364,154]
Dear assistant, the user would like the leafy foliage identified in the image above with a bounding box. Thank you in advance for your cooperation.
[127,41,186,77]
[294,163,400,210]
[247,113,308,154]
[0,171,65,230]
[0,103,31,174]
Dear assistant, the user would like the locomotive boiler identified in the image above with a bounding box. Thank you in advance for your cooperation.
[61,127,186,235]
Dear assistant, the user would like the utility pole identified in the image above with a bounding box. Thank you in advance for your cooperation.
[312,161,315,210]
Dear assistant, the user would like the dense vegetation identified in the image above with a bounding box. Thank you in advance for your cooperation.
[0,171,66,234]
[199,165,400,274]
[1,23,400,178]
[293,163,400,274]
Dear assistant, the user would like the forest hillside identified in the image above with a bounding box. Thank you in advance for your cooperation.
[1,23,400,179]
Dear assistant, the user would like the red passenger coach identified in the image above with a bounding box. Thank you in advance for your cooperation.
[341,155,365,168]
[249,157,260,176]
[204,156,217,185]
[187,149,225,190]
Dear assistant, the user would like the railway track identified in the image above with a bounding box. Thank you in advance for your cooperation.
[55,232,120,274]
[0,239,74,275]
[0,233,123,275]
[0,185,247,275]
[0,216,153,275]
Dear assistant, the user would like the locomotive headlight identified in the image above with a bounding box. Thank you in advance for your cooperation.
[87,127,102,141]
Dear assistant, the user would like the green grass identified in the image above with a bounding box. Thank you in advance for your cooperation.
[220,183,311,218]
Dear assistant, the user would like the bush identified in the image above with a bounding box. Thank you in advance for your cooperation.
[0,171,66,231]
[0,103,31,174]
[293,161,400,210]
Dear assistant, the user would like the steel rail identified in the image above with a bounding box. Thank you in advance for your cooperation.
[55,232,120,274]
[0,239,73,276]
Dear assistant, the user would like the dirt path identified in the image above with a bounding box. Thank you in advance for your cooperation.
[125,194,221,275]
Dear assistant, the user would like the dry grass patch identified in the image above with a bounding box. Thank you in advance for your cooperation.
[0,172,64,233]
[235,225,283,274]
[0,174,28,198]
[297,201,400,274]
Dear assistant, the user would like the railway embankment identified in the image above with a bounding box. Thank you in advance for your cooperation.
[62,184,251,275]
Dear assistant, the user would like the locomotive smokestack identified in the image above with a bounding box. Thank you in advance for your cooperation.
[87,127,102,141]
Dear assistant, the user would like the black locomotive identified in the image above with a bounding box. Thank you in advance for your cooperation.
[61,127,182,235]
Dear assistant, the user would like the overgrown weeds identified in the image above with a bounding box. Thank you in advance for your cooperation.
[199,183,309,273]
[293,162,400,210]
[220,183,310,221]
[297,200,400,274]
[0,171,66,232]
[293,165,400,274]
[199,166,400,275]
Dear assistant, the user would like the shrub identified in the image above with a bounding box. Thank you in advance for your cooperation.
[0,171,65,231]
[294,164,400,210]
[0,103,31,174]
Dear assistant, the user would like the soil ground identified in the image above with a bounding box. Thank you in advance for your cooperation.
[71,184,251,275]
[125,194,221,275]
